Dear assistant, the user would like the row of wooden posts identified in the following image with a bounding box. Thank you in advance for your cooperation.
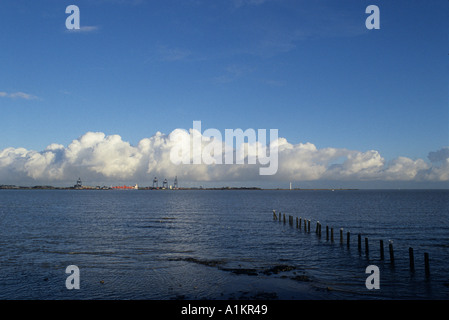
[273,210,430,277]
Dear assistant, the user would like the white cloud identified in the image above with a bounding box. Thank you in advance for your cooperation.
[159,46,191,61]
[66,26,100,33]
[233,0,271,8]
[0,91,38,100]
[0,130,448,186]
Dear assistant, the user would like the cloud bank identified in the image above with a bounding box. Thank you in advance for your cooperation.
[0,130,448,187]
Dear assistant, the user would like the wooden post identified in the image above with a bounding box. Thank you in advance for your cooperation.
[389,240,394,265]
[380,240,384,260]
[299,217,302,229]
[283,213,286,224]
[358,234,361,252]
[424,253,430,277]
[304,218,307,231]
[296,217,298,228]
[365,237,369,256]
[409,247,415,272]
[326,226,329,240]
[315,221,319,234]
[308,220,311,233]
[279,212,281,223]
[273,210,277,220]
[318,223,322,237]
[340,228,343,244]
[347,231,350,247]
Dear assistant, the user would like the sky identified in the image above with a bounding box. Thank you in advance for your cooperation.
[0,0,448,188]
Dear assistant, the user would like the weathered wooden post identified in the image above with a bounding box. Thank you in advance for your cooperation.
[307,220,311,233]
[273,210,277,220]
[299,217,302,229]
[326,226,329,240]
[347,231,350,247]
[389,240,394,265]
[340,228,343,244]
[380,240,384,260]
[424,253,430,277]
[409,247,415,272]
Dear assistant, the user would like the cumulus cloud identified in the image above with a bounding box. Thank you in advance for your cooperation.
[0,130,448,186]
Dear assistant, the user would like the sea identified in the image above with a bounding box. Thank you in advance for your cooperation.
[0,189,448,300]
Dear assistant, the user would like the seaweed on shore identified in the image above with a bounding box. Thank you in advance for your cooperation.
[221,268,258,276]
[262,265,296,275]
[171,257,310,282]
[169,257,225,268]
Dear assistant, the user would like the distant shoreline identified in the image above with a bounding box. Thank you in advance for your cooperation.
[0,185,358,191]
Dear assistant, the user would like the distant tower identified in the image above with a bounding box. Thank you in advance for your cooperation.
[153,177,158,188]
[75,177,82,189]
[163,178,168,189]
[174,176,178,189]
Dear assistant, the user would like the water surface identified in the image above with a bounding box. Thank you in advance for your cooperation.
[0,189,448,300]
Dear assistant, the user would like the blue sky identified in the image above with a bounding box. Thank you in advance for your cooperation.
[0,0,448,187]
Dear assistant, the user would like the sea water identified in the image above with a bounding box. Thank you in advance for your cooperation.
[0,189,448,300]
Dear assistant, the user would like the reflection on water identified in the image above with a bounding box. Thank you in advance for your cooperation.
[0,189,448,299]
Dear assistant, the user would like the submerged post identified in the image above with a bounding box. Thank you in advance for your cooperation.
[340,228,343,244]
[347,231,350,247]
[273,210,277,220]
[326,226,329,240]
[308,220,311,233]
[299,217,302,229]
